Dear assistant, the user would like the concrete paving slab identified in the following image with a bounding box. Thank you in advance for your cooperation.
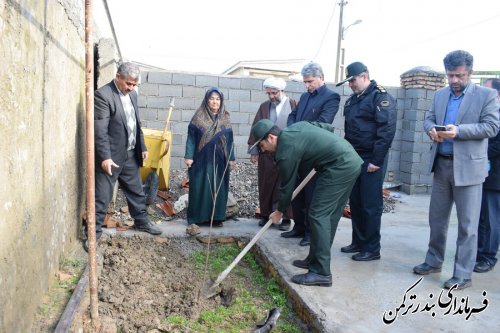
[103,192,499,332]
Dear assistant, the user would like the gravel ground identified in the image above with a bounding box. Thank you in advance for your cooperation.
[164,161,398,219]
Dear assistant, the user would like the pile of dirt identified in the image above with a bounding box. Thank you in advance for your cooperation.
[86,235,309,332]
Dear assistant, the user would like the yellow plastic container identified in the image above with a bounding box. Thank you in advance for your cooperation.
[140,128,172,190]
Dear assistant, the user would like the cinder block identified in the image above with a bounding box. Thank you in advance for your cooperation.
[172,134,184,145]
[219,77,241,89]
[181,110,196,122]
[241,78,263,90]
[228,89,250,102]
[174,98,196,110]
[172,122,189,134]
[182,86,206,98]
[147,96,171,109]
[240,101,261,113]
[239,124,251,136]
[196,75,219,87]
[148,72,172,84]
[413,142,432,153]
[170,157,182,170]
[397,87,406,99]
[225,100,240,112]
[172,73,196,86]
[159,85,182,97]
[405,89,427,99]
[139,83,158,96]
[230,113,249,124]
[146,120,165,130]
[233,135,249,146]
[139,108,158,121]
[138,95,147,108]
[171,145,186,158]
[413,98,431,111]
[251,90,267,103]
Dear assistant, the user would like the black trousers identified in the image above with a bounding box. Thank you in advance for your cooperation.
[348,156,388,253]
[291,170,318,235]
[93,149,149,238]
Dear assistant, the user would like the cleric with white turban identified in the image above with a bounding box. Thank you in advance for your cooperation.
[263,77,286,91]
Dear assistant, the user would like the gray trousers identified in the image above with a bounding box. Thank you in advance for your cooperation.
[425,157,482,279]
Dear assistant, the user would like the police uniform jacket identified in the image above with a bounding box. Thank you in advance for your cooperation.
[344,80,397,167]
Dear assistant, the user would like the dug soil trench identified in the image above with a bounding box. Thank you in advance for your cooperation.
[76,235,311,332]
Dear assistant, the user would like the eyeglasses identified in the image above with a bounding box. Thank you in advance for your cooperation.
[446,72,469,79]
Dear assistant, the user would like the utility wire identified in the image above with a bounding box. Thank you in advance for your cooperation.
[312,0,338,61]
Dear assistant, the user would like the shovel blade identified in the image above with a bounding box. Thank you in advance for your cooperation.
[198,279,220,299]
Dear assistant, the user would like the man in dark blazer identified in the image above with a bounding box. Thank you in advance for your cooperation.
[475,78,500,273]
[89,62,161,250]
[281,62,340,246]
[413,50,499,289]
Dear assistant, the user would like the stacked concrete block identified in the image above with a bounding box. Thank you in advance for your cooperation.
[398,68,445,193]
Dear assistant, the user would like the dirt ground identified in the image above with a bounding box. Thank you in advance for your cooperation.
[79,235,309,332]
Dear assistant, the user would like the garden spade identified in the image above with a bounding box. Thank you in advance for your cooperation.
[200,169,317,299]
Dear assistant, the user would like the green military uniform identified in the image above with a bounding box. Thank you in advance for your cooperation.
[275,121,363,276]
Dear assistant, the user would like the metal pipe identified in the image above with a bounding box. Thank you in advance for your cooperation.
[334,0,345,83]
[102,0,123,63]
[85,0,99,324]
[53,267,89,333]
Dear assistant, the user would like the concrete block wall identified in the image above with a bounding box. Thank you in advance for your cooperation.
[138,72,411,188]
[0,1,87,332]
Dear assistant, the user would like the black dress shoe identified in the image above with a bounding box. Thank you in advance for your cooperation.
[281,229,304,238]
[279,219,292,231]
[413,262,441,275]
[352,251,380,261]
[291,272,332,287]
[474,261,494,273]
[340,244,361,253]
[292,258,310,269]
[299,234,311,246]
[134,222,162,235]
[444,277,472,290]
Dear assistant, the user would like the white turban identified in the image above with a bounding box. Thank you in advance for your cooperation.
[263,77,286,90]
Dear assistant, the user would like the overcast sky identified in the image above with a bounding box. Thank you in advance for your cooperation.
[95,0,500,86]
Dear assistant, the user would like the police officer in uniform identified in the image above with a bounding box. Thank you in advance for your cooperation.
[336,62,397,261]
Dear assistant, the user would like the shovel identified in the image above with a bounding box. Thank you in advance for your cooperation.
[200,168,317,299]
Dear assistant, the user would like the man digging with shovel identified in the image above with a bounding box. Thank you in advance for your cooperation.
[250,119,362,286]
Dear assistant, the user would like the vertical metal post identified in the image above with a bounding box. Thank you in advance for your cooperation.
[85,0,99,325]
[334,0,345,83]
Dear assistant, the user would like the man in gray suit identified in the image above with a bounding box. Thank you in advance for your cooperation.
[413,50,500,289]
[88,62,161,250]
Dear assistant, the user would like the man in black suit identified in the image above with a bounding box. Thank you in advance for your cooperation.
[281,62,340,246]
[88,62,161,250]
